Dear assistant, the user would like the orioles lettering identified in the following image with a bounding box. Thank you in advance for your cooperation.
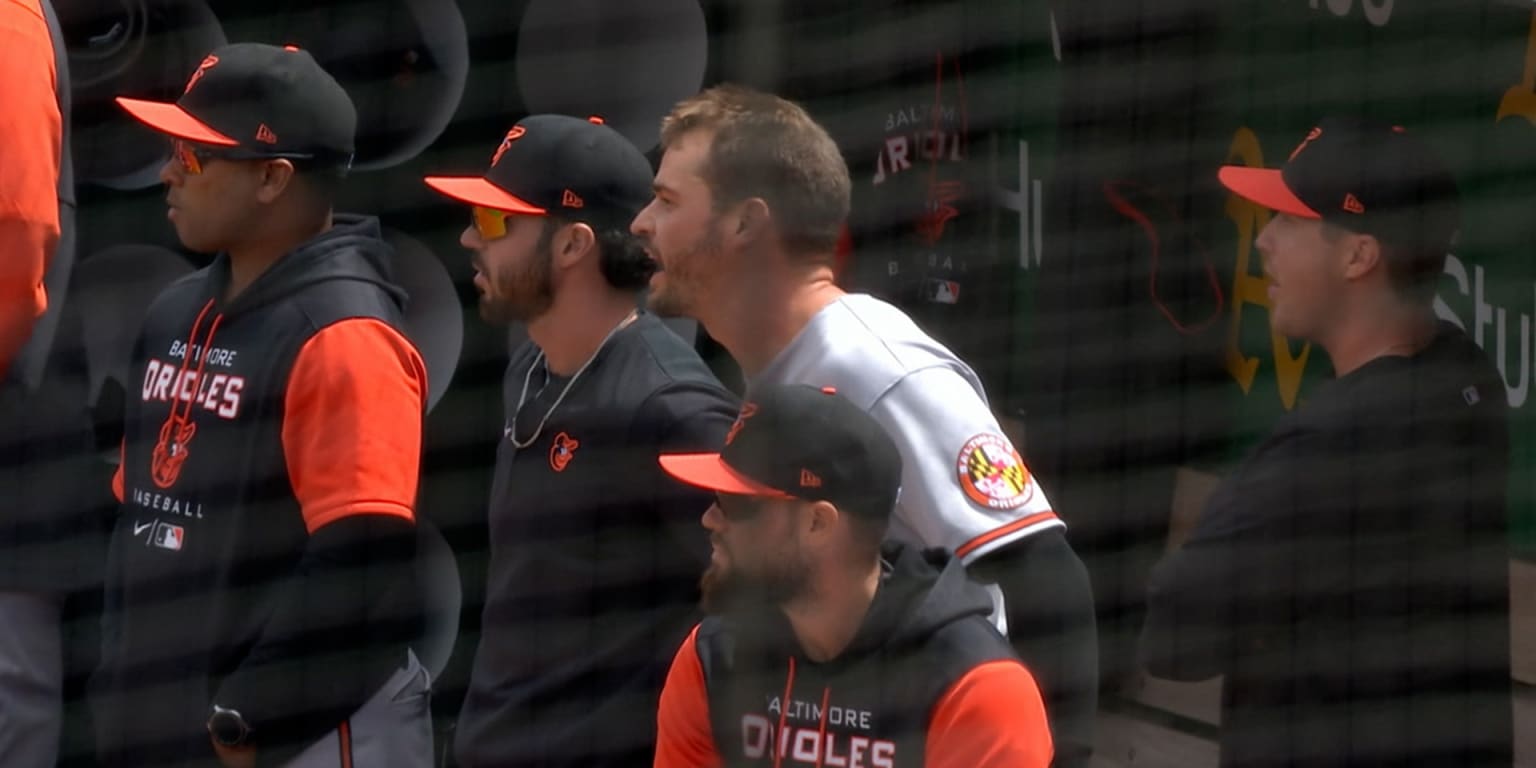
[142,358,245,419]
[766,697,873,729]
[873,130,966,185]
[740,714,896,768]
[168,339,238,368]
[884,104,959,132]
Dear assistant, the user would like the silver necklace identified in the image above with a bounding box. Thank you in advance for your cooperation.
[507,309,637,449]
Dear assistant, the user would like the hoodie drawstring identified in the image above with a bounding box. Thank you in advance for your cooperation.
[151,298,224,488]
[774,656,796,768]
[773,657,834,768]
[927,49,967,174]
[815,685,831,768]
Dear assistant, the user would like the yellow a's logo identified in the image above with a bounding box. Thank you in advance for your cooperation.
[1224,127,1312,411]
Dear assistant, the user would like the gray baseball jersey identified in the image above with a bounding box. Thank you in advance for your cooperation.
[750,294,1064,564]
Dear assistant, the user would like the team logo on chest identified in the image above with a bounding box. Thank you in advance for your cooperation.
[151,416,198,489]
[549,431,579,472]
[956,433,1034,510]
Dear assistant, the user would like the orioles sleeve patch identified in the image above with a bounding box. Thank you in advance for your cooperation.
[956,433,1034,510]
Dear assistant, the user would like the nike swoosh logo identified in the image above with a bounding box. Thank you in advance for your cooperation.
[133,521,153,536]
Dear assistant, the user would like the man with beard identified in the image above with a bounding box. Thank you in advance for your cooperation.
[423,113,738,768]
[632,84,1099,766]
[98,43,431,768]
[654,383,1053,767]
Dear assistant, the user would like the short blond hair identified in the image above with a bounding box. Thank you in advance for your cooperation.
[660,84,851,258]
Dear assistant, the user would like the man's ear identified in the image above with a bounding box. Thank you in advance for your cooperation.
[552,221,596,270]
[728,197,772,247]
[1342,232,1384,282]
[803,499,840,537]
[254,159,296,204]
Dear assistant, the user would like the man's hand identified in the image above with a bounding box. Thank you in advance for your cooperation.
[212,740,256,768]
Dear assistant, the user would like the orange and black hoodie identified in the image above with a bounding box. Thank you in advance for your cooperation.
[94,214,428,768]
[654,542,1054,768]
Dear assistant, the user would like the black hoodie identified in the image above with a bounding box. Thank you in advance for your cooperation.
[96,215,427,767]
[657,542,1054,767]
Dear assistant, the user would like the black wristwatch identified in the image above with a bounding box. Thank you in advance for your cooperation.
[207,704,254,748]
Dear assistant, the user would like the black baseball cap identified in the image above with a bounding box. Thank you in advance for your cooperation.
[1218,116,1460,251]
[115,42,356,168]
[659,384,903,522]
[423,114,654,230]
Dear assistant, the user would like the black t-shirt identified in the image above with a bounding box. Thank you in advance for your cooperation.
[1140,321,1513,768]
[454,312,739,768]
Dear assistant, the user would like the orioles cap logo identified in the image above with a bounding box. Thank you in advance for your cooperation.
[184,54,220,95]
[724,403,758,446]
[1288,126,1323,162]
[491,125,526,167]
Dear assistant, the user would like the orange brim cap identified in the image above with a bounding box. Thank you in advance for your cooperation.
[422,176,548,215]
[114,97,239,146]
[659,454,794,499]
[1217,166,1320,218]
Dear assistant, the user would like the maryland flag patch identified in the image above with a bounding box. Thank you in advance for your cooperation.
[956,433,1033,510]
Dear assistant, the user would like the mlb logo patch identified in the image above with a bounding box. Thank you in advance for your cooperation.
[924,279,961,305]
[153,522,184,551]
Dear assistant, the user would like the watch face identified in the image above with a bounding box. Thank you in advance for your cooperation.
[209,710,247,746]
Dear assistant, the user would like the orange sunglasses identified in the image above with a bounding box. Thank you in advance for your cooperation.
[172,139,219,175]
[171,138,322,176]
[472,206,512,240]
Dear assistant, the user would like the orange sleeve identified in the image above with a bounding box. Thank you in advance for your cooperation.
[655,625,721,768]
[282,318,426,533]
[0,0,62,381]
[111,440,124,503]
[925,660,1053,768]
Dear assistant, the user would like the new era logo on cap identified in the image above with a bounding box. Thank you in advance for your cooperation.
[657,384,904,524]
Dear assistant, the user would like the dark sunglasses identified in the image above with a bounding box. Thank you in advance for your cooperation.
[716,493,770,522]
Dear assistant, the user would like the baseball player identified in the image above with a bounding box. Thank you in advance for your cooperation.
[1140,117,1513,767]
[655,383,1053,768]
[632,83,1099,767]
[95,43,432,768]
[424,114,738,767]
